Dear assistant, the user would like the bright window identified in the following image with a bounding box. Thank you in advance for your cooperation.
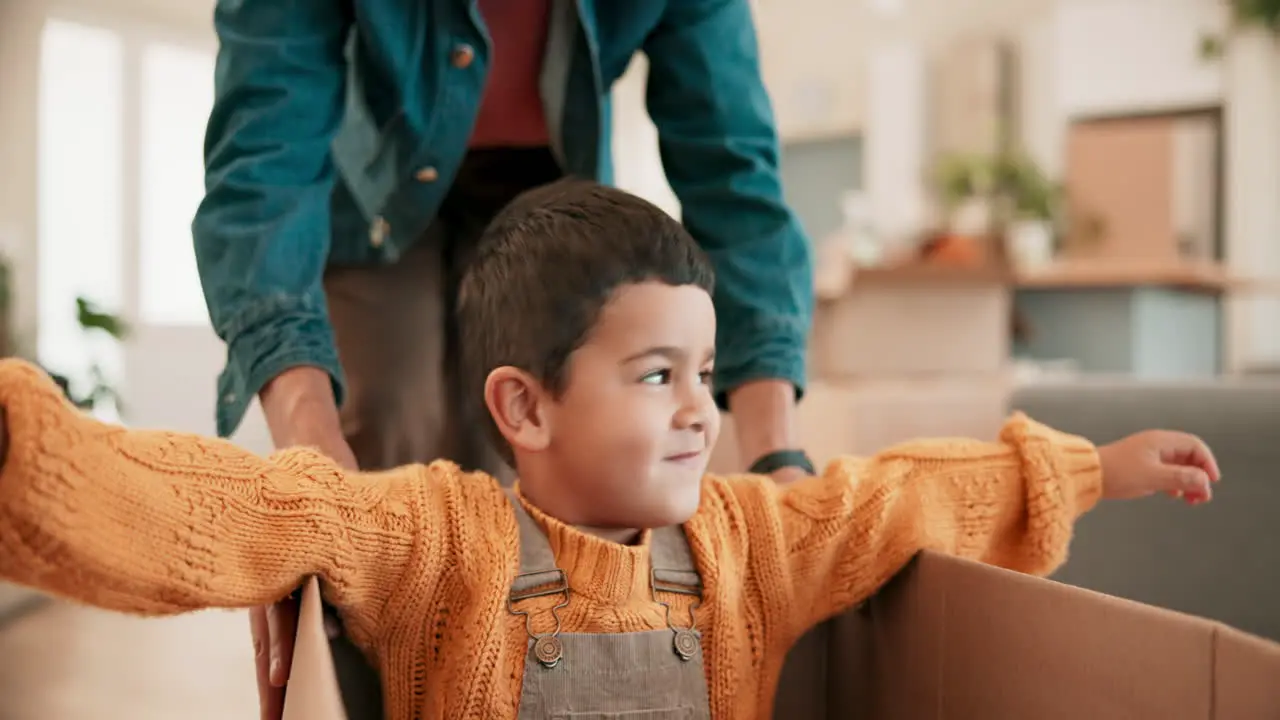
[138,41,215,326]
[36,18,125,419]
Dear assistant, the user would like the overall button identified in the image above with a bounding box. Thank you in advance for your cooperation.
[451,44,475,69]
[673,629,700,661]
[533,636,563,668]
[369,217,389,248]
[414,166,439,183]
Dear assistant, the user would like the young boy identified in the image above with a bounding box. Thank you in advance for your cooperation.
[0,180,1218,719]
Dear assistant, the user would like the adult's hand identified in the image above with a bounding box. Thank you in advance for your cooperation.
[727,379,806,486]
[253,366,356,720]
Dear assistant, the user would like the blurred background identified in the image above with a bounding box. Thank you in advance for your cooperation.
[1,0,1279,717]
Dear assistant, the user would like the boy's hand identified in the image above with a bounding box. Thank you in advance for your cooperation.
[1098,430,1220,504]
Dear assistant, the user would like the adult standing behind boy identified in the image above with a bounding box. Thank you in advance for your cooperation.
[193,1,813,718]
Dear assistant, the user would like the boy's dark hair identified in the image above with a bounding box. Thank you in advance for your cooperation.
[457,178,715,465]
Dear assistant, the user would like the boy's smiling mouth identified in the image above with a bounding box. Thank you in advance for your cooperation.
[664,449,705,464]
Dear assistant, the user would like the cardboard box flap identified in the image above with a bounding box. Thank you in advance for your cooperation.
[282,577,348,720]
[856,551,1280,719]
[1213,625,1280,718]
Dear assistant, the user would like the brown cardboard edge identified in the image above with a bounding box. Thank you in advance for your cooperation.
[862,552,1280,720]
[281,577,348,720]
[1212,623,1280,717]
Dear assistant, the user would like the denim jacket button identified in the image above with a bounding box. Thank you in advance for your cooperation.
[369,217,389,248]
[414,166,439,183]
[450,44,475,69]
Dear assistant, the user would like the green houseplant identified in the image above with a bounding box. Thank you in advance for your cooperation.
[993,154,1064,269]
[56,297,129,412]
[933,152,1063,226]
[932,151,1067,266]
[0,252,128,413]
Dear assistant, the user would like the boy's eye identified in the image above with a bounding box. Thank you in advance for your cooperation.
[640,369,672,385]
[698,370,714,385]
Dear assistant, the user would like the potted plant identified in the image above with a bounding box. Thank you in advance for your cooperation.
[52,297,129,413]
[993,153,1064,269]
[933,153,998,238]
[0,252,128,413]
[931,152,1070,269]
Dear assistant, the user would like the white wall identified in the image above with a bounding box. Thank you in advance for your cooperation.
[754,0,1055,140]
[1017,12,1064,177]
[863,42,929,243]
[0,0,42,357]
[1052,0,1226,118]
[610,56,680,218]
[1223,31,1280,369]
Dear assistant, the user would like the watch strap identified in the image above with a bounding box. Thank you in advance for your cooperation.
[748,449,816,476]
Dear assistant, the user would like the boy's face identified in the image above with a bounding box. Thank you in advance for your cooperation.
[539,281,720,530]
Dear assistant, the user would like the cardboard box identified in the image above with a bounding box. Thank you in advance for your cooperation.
[826,551,1280,719]
[284,551,1280,719]
[809,265,1012,380]
[282,577,345,720]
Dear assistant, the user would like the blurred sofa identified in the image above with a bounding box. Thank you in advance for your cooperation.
[1010,377,1280,643]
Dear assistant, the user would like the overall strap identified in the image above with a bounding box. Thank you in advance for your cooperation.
[649,524,702,594]
[504,490,572,669]
[505,490,564,599]
[503,490,706,667]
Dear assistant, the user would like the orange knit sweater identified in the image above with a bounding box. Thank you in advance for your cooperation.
[0,359,1102,719]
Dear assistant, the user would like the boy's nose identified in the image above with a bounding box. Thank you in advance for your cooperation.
[672,399,707,432]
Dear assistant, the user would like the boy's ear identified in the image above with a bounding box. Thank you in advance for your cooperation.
[483,366,552,455]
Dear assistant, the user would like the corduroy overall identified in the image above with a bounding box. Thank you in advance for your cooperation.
[507,494,712,718]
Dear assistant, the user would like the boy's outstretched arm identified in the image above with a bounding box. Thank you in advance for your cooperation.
[741,413,1218,632]
[0,359,422,628]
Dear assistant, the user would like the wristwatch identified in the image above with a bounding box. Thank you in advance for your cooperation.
[748,449,816,476]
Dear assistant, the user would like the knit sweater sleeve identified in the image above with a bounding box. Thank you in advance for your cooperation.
[0,359,424,626]
[755,413,1103,631]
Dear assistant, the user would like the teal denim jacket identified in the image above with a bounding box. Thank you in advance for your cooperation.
[194,0,814,437]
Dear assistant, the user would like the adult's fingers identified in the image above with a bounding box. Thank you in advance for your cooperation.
[250,606,286,720]
[266,595,301,687]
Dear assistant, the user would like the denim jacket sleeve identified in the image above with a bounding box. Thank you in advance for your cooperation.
[192,0,354,437]
[643,0,815,406]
